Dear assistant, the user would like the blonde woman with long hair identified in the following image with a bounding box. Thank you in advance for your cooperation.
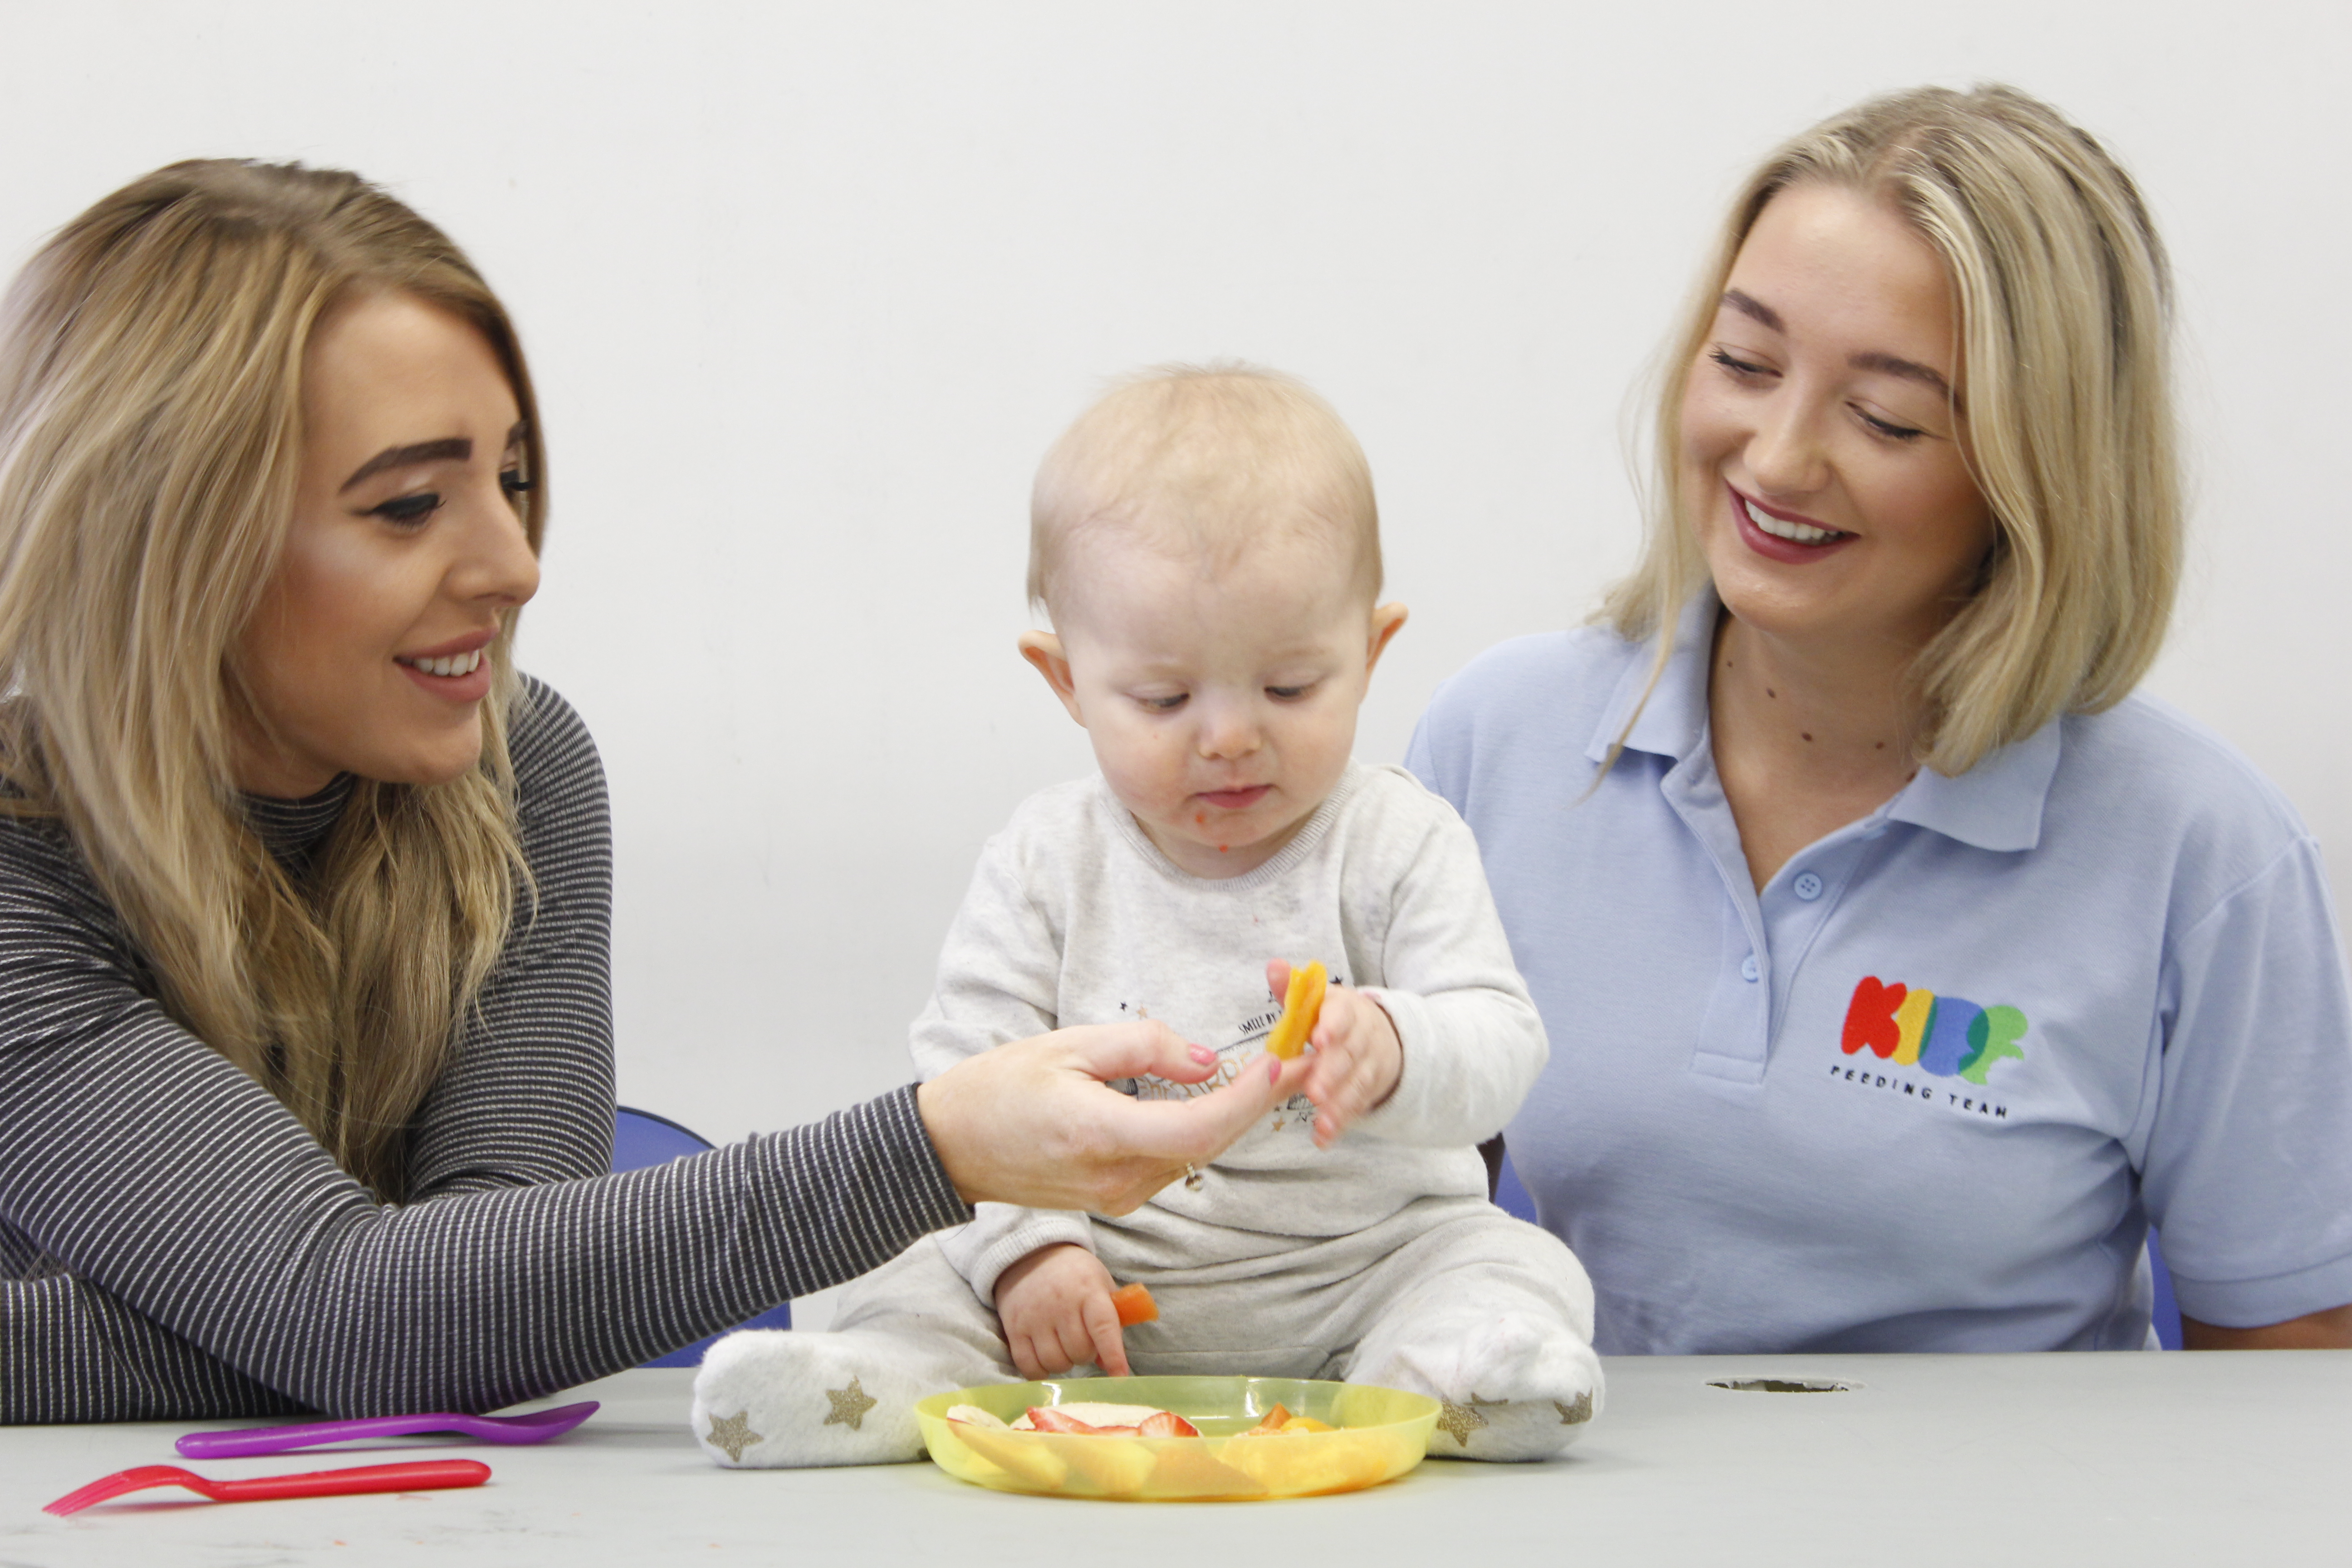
[1409,85,2352,1353]
[0,160,1301,1422]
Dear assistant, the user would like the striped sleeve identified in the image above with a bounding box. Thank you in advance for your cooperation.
[0,678,970,1422]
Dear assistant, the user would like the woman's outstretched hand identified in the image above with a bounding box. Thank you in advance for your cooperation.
[916,1022,1309,1214]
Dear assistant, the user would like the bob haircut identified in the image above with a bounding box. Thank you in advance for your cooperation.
[1029,363,1380,622]
[0,160,542,1197]
[1604,83,2178,775]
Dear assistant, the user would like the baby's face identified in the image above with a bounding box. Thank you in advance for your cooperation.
[1038,533,1402,879]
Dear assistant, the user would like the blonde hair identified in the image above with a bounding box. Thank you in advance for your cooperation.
[0,160,544,1198]
[1606,83,2179,774]
[1029,363,1380,619]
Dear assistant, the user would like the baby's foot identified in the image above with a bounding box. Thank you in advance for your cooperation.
[691,1328,963,1468]
[1354,1312,1603,1463]
[1421,1384,1597,1462]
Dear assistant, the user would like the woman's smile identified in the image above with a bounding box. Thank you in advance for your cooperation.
[1729,484,1856,564]
[394,628,498,699]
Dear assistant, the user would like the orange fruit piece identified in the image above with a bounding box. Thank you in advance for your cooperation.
[1240,1403,1294,1437]
[1264,962,1328,1059]
[1109,1281,1159,1327]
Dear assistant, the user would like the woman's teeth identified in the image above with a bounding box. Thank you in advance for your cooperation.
[400,648,484,678]
[1745,497,1842,544]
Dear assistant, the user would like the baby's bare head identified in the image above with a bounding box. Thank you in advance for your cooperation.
[1029,363,1379,627]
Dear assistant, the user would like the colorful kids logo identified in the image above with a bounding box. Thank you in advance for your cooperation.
[1840,976,2027,1086]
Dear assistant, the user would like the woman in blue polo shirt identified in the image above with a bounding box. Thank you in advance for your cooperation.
[1410,84,2352,1353]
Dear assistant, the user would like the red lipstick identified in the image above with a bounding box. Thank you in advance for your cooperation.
[1728,485,1854,565]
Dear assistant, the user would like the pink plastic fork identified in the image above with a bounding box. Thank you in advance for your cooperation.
[42,1458,490,1516]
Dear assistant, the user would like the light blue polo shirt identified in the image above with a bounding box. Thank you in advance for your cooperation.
[1407,594,2352,1353]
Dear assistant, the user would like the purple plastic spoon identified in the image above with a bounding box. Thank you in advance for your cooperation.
[176,1400,597,1459]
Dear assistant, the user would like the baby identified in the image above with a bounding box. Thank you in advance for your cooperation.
[693,365,1601,1465]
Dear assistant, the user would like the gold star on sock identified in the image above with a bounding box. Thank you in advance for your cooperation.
[704,1409,763,1462]
[1554,1392,1593,1425]
[1432,1399,1490,1449]
[824,1375,878,1431]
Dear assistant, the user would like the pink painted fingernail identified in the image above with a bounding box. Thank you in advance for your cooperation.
[1268,1058,1281,1084]
[1189,1044,1216,1065]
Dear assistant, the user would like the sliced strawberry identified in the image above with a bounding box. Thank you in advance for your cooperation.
[1026,1406,1103,1435]
[1139,1410,1200,1438]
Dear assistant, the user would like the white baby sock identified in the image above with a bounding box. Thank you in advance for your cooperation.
[691,1328,985,1469]
[1350,1308,1605,1463]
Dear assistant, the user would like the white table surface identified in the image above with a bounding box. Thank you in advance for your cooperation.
[7,1351,2347,1566]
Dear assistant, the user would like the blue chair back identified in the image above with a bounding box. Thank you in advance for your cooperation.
[1492,1145,2185,1350]
[2147,1229,2183,1350]
[1494,1147,1537,1225]
[612,1106,791,1366]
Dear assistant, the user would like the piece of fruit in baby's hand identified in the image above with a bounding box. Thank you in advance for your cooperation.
[1109,1281,1158,1327]
[1264,961,1328,1060]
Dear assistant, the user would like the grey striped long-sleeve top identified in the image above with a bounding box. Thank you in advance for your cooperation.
[0,676,970,1423]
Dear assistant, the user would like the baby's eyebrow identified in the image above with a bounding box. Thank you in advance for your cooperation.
[340,437,471,492]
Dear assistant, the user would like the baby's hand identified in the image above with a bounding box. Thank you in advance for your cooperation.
[994,1243,1131,1379]
[1265,959,1402,1149]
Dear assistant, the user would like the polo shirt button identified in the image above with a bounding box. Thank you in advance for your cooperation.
[1740,955,1760,982]
[1793,871,1824,901]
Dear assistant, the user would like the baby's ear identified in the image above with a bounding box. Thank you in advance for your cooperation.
[1017,630,1087,725]
[1365,603,1409,673]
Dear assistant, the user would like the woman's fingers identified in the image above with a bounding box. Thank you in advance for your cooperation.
[1061,1019,1221,1085]
[918,1022,1310,1212]
[1082,1054,1309,1215]
[1125,1052,1311,1162]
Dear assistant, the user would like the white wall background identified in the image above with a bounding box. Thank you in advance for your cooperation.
[4,3,2345,1262]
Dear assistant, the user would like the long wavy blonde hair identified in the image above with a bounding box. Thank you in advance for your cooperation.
[1606,84,2179,775]
[0,160,546,1197]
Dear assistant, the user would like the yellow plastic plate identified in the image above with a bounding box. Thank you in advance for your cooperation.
[916,1375,1438,1502]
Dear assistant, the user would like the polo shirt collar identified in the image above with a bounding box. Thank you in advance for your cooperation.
[1584,589,1718,768]
[1583,589,2063,854]
[1886,718,2059,853]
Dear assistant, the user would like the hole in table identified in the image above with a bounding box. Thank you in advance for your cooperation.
[1705,1378,1854,1393]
